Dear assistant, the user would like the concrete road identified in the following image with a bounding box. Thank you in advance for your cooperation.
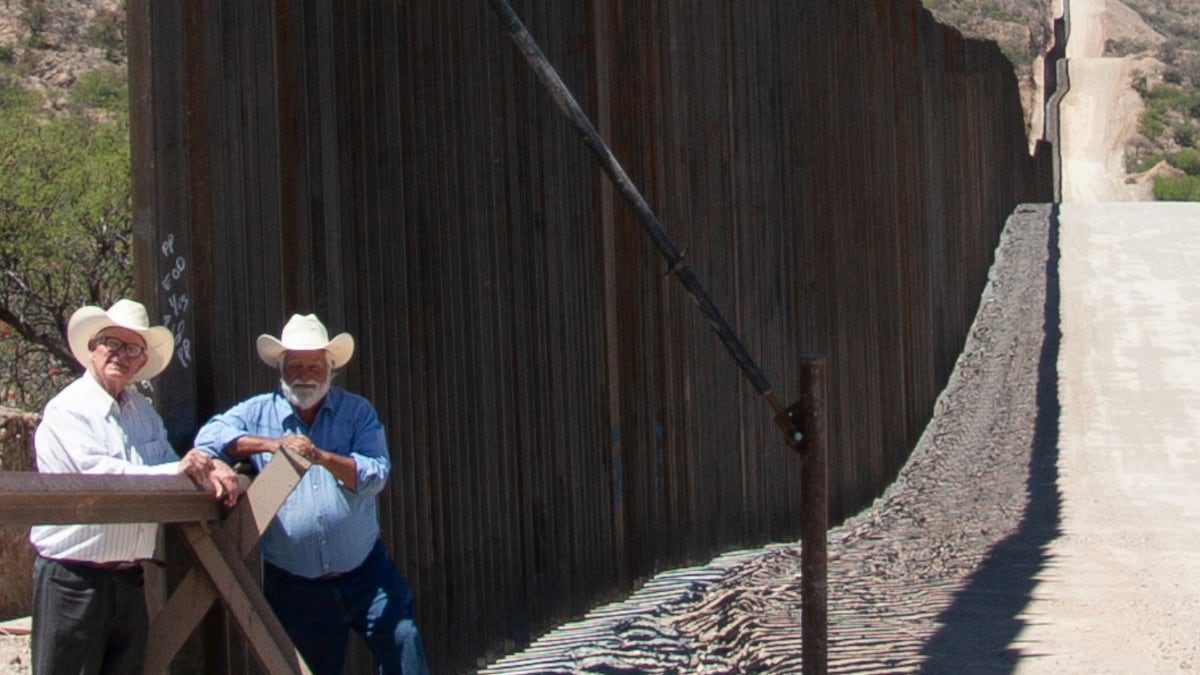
[1013,202,1200,673]
[1015,0,1200,671]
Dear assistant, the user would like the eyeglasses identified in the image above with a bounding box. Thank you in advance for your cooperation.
[94,336,147,358]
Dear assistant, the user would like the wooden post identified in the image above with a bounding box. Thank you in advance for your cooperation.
[144,450,311,673]
[799,356,828,675]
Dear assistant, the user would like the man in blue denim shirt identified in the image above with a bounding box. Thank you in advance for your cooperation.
[194,314,429,675]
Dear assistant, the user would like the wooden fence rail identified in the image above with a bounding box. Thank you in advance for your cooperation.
[0,450,313,674]
[0,473,224,527]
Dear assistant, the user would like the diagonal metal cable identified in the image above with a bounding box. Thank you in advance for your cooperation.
[484,0,779,407]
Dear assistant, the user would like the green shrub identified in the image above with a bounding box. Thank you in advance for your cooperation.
[1144,84,1191,109]
[1132,70,1150,96]
[1130,153,1164,174]
[1174,122,1198,148]
[1105,38,1144,57]
[18,0,47,39]
[69,67,128,114]
[1169,148,1200,175]
[87,7,126,57]
[1140,108,1166,140]
[1154,175,1200,201]
[981,3,1020,23]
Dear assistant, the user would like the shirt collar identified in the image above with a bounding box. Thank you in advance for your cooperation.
[78,371,125,415]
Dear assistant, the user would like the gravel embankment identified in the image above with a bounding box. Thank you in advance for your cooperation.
[482,203,1058,674]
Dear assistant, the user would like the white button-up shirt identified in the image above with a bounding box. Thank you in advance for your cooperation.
[29,372,182,562]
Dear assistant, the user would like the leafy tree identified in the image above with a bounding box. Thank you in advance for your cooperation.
[0,69,132,410]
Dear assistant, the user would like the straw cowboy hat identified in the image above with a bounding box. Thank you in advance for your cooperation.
[67,298,175,380]
[256,314,355,369]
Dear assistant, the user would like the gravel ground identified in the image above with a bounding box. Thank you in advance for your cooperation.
[481,203,1058,674]
[0,633,28,674]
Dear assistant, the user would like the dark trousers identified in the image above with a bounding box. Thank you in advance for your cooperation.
[31,556,147,675]
[263,539,430,675]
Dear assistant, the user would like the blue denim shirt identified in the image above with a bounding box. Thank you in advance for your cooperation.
[194,387,390,578]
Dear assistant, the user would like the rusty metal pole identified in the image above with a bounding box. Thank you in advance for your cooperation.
[799,355,828,675]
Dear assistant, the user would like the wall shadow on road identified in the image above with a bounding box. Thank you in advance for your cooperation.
[917,206,1064,674]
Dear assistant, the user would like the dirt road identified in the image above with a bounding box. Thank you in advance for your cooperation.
[1059,0,1155,202]
[1012,201,1200,674]
[1010,0,1200,672]
[1059,57,1148,201]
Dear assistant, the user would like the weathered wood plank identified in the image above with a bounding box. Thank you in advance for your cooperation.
[143,564,217,673]
[181,523,312,675]
[0,473,222,527]
[144,449,309,672]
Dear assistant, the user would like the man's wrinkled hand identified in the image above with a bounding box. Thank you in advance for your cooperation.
[277,433,323,465]
[180,449,242,507]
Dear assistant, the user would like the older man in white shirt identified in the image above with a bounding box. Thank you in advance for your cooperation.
[29,298,240,675]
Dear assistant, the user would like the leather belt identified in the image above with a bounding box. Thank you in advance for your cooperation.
[266,562,350,583]
[61,559,143,571]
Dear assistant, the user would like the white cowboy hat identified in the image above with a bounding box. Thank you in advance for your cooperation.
[67,298,175,380]
[256,314,355,369]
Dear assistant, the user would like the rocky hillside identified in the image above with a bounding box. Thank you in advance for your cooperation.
[931,0,1200,191]
[0,0,124,112]
[925,0,1056,68]
[3,0,1196,185]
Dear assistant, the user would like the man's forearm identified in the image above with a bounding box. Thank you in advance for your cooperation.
[311,450,358,490]
[224,435,282,459]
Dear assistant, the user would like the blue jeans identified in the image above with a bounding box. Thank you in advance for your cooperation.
[263,540,429,675]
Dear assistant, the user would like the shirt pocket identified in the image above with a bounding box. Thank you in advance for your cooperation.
[118,407,173,465]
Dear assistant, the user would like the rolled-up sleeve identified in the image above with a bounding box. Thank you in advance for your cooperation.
[349,403,390,496]
[194,401,257,465]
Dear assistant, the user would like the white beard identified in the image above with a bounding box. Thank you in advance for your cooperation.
[281,376,330,410]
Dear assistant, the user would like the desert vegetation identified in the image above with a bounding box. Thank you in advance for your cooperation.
[0,2,132,411]
[930,0,1200,201]
[1119,1,1200,198]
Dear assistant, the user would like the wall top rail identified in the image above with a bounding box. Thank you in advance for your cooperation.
[0,472,226,527]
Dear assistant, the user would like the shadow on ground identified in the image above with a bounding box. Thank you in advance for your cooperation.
[918,206,1064,674]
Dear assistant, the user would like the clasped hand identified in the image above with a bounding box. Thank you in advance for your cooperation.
[178,449,242,507]
[277,432,323,464]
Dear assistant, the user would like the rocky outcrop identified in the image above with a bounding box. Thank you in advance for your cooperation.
[0,0,124,111]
